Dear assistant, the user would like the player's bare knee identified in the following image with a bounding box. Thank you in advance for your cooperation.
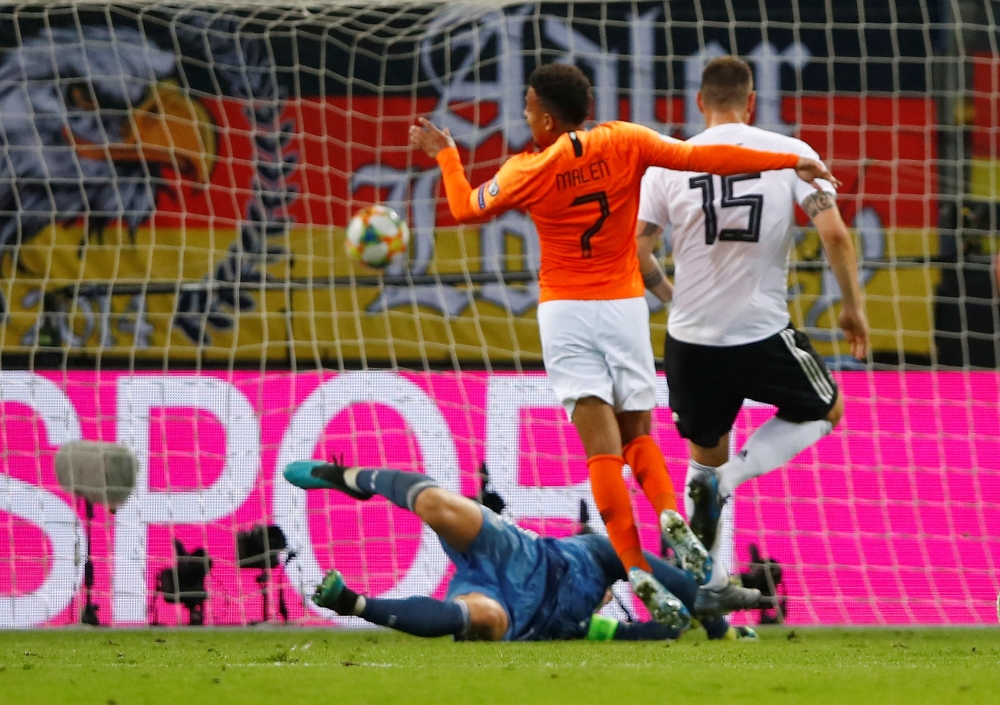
[456,594,508,641]
[415,490,483,553]
[473,605,508,641]
[618,410,652,446]
[826,392,845,428]
[572,398,623,457]
[416,490,473,527]
[412,486,450,520]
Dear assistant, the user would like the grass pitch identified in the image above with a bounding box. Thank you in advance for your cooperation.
[1,627,998,704]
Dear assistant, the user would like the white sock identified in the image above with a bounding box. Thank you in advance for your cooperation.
[684,460,717,519]
[353,595,367,616]
[342,468,362,492]
[705,541,730,590]
[718,417,833,498]
[685,459,730,587]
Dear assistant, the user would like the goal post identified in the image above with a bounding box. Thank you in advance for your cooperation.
[0,0,998,628]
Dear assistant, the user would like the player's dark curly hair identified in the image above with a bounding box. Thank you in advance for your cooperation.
[528,63,592,126]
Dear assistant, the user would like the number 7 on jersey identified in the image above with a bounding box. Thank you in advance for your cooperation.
[570,190,610,258]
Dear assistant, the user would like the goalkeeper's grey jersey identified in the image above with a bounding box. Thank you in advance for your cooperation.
[638,123,837,347]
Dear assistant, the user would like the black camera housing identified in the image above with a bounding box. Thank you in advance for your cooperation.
[237,524,288,570]
[155,539,212,625]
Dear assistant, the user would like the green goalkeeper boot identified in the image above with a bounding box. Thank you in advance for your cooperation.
[313,569,354,613]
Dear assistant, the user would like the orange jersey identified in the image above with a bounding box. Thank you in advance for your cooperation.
[436,121,801,303]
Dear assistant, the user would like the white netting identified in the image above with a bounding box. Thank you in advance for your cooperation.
[0,0,998,628]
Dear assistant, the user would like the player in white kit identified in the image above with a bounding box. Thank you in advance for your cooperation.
[635,56,869,590]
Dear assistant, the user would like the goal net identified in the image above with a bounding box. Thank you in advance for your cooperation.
[1,0,998,628]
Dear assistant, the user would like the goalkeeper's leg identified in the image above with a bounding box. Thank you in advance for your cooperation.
[313,569,506,640]
[285,460,484,551]
[296,464,507,638]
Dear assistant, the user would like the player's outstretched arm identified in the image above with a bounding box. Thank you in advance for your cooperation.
[409,117,519,224]
[633,124,841,185]
[409,116,456,158]
[795,157,842,190]
[685,145,842,188]
[409,117,477,221]
[636,125,796,176]
[635,219,672,304]
[806,192,869,360]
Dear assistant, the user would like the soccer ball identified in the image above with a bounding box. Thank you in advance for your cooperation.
[345,205,409,269]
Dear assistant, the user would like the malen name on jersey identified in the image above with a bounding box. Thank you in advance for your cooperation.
[556,159,610,191]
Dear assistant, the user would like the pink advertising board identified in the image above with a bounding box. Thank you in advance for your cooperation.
[1,370,998,628]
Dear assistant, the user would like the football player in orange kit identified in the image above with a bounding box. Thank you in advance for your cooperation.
[410,63,839,617]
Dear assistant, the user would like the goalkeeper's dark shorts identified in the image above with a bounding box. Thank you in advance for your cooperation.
[663,324,839,449]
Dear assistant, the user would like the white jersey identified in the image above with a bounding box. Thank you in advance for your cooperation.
[638,123,836,347]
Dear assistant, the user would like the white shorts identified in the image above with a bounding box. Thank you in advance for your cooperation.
[537,297,658,419]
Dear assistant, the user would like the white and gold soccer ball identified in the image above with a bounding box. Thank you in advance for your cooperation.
[345,205,409,269]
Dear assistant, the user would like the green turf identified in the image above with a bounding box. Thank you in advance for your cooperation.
[1,627,998,704]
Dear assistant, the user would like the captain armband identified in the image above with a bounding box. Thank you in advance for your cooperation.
[585,614,620,641]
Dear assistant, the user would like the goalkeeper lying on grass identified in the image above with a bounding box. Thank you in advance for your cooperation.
[284,460,762,642]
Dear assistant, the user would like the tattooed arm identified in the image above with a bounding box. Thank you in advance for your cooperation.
[803,191,836,219]
[635,219,673,304]
[803,191,869,360]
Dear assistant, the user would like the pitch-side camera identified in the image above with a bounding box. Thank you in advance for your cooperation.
[739,543,786,624]
[155,539,213,626]
[237,524,294,623]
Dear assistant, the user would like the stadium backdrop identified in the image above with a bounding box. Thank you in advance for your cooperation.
[1,1,998,630]
[0,1,940,362]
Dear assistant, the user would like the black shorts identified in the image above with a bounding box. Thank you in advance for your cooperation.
[663,325,838,449]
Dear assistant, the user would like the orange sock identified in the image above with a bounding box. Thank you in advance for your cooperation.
[587,454,651,573]
[623,435,677,516]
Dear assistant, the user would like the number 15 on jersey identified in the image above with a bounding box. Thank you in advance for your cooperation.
[688,173,764,245]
